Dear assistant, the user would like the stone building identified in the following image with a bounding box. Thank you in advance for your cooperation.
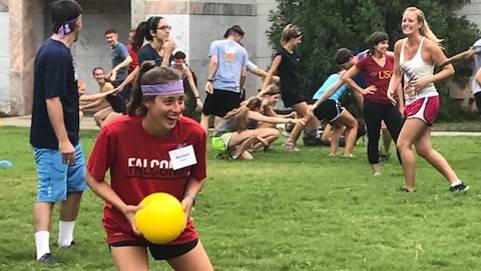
[0,0,276,115]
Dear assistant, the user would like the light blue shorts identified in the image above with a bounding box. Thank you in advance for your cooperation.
[33,143,87,202]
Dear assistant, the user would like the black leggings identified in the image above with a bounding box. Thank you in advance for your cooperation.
[363,99,403,164]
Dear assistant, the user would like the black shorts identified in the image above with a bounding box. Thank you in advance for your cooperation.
[202,89,241,117]
[281,89,305,108]
[110,239,198,261]
[475,92,481,115]
[313,99,344,122]
[106,94,127,113]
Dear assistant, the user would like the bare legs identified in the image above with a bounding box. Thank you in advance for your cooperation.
[397,118,460,191]
[285,102,314,147]
[110,241,212,271]
[329,110,358,157]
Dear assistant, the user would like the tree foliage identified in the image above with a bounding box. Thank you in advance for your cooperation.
[267,0,480,100]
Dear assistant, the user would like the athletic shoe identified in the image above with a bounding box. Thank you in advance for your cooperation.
[373,172,382,176]
[303,136,323,146]
[400,187,416,192]
[37,253,61,265]
[449,183,470,192]
[282,141,299,152]
[64,241,77,248]
[379,153,390,161]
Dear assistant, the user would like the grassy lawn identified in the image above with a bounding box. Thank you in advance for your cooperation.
[0,126,480,270]
[433,121,481,132]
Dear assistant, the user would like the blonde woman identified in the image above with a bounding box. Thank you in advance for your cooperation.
[387,7,469,192]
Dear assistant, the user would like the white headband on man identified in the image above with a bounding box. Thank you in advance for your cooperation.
[56,15,81,38]
[140,80,184,96]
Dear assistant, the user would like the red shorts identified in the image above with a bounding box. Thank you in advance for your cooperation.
[404,96,439,126]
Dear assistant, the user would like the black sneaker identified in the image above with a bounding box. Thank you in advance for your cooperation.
[303,136,323,146]
[58,240,77,248]
[379,153,390,161]
[449,183,470,192]
[37,253,61,264]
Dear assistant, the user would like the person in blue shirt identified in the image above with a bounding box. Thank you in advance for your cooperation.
[105,28,132,100]
[309,49,359,157]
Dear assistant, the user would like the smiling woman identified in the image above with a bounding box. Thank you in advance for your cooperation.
[84,61,213,270]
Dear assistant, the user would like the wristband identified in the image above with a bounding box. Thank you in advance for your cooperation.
[195,96,200,99]
[207,79,213,82]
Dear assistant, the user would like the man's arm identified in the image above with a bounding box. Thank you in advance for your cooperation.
[205,55,218,94]
[112,55,132,73]
[46,97,75,164]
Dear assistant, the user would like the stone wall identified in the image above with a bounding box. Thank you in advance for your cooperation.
[0,0,9,114]
[72,0,131,94]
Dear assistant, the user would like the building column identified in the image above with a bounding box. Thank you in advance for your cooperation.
[8,0,37,115]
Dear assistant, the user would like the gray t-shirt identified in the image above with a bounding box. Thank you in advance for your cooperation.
[213,118,237,137]
[209,39,248,92]
[111,42,130,81]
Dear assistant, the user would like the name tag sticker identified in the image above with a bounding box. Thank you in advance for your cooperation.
[169,145,197,170]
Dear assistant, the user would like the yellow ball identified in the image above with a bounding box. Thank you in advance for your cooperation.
[134,192,187,244]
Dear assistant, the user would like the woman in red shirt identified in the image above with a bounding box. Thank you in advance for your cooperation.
[86,61,213,270]
[342,31,403,176]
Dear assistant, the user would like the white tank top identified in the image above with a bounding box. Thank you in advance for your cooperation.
[399,37,438,104]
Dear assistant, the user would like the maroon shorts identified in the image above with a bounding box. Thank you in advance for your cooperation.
[404,96,440,126]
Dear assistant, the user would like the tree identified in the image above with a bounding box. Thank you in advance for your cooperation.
[267,0,480,118]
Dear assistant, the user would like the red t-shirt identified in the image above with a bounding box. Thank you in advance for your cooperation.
[356,54,394,104]
[127,44,139,74]
[87,115,207,245]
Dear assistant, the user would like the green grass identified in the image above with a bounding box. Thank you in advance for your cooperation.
[433,121,481,132]
[1,126,481,270]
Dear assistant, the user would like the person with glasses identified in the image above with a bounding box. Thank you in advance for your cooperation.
[114,16,176,96]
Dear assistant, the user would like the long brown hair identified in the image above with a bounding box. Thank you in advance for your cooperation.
[223,96,262,132]
[127,61,181,116]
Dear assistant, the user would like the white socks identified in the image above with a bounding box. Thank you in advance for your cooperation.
[35,231,50,260]
[58,220,76,247]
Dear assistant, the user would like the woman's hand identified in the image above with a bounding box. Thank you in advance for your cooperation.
[292,118,306,126]
[121,204,142,235]
[181,195,195,219]
[163,39,177,56]
[195,98,203,111]
[387,88,397,105]
[408,77,430,92]
[361,85,377,95]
